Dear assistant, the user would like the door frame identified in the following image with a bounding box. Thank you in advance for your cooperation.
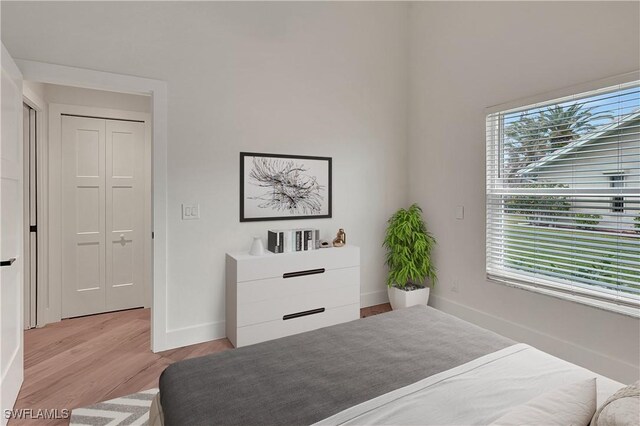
[51,104,152,319]
[22,103,36,330]
[16,60,169,352]
[22,86,47,330]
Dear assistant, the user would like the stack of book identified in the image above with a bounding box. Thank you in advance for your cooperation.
[267,229,321,254]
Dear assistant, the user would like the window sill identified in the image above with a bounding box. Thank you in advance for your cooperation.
[487,273,640,319]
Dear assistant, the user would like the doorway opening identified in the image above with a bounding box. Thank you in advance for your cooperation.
[22,82,153,329]
[17,59,168,353]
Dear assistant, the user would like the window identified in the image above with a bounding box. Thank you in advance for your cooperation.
[609,174,625,212]
[486,79,640,315]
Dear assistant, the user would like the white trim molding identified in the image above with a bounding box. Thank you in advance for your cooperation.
[16,60,169,352]
[165,321,226,351]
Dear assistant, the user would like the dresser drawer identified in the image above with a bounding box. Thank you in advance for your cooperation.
[230,246,359,282]
[236,304,359,347]
[237,268,359,327]
[237,266,359,304]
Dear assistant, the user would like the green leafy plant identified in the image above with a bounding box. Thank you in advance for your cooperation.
[574,213,601,229]
[383,204,437,290]
[634,215,640,230]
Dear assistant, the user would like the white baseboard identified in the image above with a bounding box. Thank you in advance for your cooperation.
[430,294,639,383]
[361,290,388,308]
[163,320,226,351]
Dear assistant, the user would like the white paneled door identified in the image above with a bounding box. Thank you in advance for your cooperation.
[61,116,145,318]
[105,120,145,312]
[0,44,24,424]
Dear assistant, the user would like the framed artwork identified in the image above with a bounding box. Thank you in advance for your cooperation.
[240,152,332,222]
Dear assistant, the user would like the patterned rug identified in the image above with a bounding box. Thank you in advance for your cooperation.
[70,389,158,426]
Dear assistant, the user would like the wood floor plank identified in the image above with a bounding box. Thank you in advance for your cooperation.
[10,304,392,425]
[19,321,150,401]
[23,309,148,368]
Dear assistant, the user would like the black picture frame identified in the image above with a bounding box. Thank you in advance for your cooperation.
[240,152,332,222]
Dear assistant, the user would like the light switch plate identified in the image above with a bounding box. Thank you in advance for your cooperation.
[455,205,464,220]
[182,203,200,220]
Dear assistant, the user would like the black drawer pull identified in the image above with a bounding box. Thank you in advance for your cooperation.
[283,268,325,279]
[1,258,16,267]
[283,308,325,320]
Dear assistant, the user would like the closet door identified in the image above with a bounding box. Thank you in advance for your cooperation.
[105,119,145,311]
[61,116,146,318]
[61,116,106,318]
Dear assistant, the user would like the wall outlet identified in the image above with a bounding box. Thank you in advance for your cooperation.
[451,280,459,293]
[182,203,200,220]
[455,205,464,220]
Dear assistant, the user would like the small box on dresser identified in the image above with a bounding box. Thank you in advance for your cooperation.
[225,245,361,347]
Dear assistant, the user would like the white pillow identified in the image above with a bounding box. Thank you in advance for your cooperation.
[491,378,596,426]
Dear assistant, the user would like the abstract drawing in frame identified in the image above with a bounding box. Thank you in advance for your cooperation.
[240,152,332,222]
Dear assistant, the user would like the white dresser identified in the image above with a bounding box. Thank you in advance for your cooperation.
[225,245,360,347]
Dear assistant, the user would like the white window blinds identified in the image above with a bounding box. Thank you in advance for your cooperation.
[486,81,640,314]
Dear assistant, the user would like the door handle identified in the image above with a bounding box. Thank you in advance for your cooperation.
[0,258,16,267]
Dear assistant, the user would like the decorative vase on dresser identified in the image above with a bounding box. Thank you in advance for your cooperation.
[225,245,360,347]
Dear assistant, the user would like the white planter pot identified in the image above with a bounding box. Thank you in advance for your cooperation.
[387,285,430,310]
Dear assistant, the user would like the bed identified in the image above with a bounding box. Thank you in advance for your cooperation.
[154,306,625,425]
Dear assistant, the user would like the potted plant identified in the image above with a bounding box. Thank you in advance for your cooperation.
[383,203,437,310]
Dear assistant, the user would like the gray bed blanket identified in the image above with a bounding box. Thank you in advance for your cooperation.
[159,306,513,425]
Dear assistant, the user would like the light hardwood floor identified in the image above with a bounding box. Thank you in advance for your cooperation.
[11,303,391,425]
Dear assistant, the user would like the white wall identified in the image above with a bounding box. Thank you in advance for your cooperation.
[44,84,150,113]
[1,2,409,345]
[409,1,639,383]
